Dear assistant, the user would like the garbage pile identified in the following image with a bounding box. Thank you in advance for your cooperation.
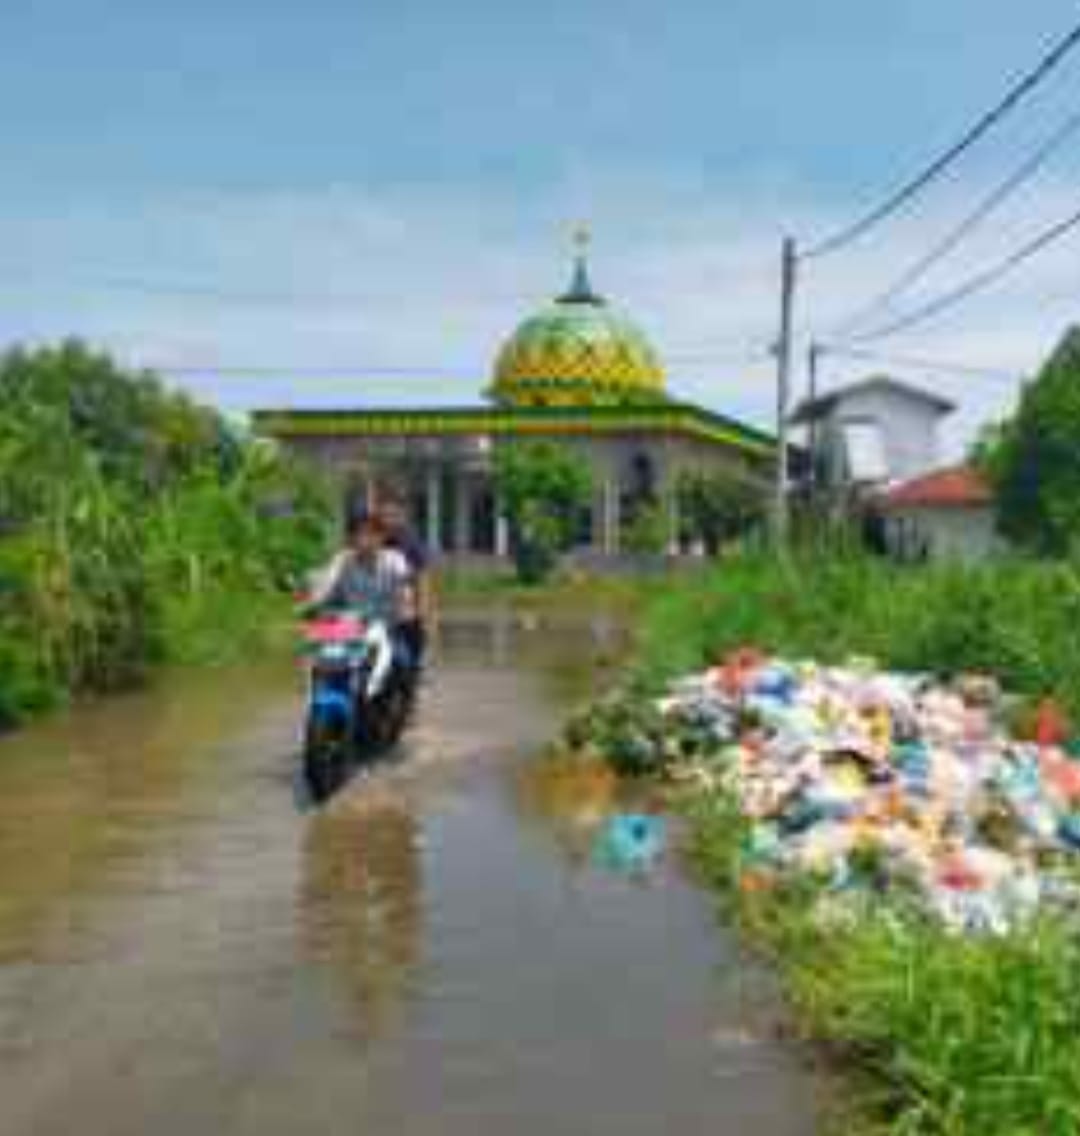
[658,649,1080,934]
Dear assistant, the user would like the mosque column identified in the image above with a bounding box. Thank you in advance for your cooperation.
[425,464,442,554]
[453,473,472,554]
[603,469,621,556]
[662,451,681,557]
[494,509,510,559]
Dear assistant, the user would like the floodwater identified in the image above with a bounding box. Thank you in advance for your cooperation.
[0,607,819,1135]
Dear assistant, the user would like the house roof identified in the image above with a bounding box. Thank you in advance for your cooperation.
[790,375,955,425]
[878,466,993,510]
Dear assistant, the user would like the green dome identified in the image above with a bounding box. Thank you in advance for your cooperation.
[490,253,666,407]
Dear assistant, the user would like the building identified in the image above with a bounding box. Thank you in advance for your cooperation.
[877,466,1000,563]
[791,376,955,493]
[253,244,775,560]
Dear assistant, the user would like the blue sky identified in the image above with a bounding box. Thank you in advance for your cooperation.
[4,0,1080,451]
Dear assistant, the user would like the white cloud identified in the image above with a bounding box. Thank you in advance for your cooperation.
[0,171,1075,459]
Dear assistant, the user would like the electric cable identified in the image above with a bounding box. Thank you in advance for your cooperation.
[831,107,1080,335]
[820,343,1021,383]
[845,200,1080,342]
[803,15,1080,260]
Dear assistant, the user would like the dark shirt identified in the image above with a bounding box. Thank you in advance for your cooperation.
[386,529,428,575]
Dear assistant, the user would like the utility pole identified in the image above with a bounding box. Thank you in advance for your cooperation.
[807,340,822,496]
[773,236,798,546]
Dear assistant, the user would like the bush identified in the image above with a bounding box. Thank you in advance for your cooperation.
[0,341,336,727]
[492,441,592,584]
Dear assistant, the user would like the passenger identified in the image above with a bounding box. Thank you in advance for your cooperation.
[376,491,433,669]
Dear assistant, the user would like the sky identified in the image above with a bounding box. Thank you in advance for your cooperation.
[3,0,1080,455]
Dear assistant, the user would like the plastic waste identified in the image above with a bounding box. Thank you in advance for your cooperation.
[592,813,666,873]
[654,650,1080,934]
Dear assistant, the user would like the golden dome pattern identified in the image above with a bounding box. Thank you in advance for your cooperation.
[490,249,666,408]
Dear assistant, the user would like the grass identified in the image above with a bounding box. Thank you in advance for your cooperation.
[621,551,1080,1135]
[634,552,1080,717]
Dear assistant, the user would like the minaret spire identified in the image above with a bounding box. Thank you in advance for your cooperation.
[559,224,602,304]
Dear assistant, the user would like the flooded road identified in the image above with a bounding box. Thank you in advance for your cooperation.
[0,609,818,1135]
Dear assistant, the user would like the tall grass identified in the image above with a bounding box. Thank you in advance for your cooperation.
[635,552,1080,717]
[0,341,335,726]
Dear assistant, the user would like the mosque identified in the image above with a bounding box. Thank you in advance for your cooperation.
[254,240,776,559]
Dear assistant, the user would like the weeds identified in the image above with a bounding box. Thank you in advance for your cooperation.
[0,340,335,726]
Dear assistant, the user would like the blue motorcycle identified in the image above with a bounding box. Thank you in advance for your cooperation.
[300,611,414,801]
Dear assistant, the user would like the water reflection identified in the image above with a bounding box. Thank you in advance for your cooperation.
[435,605,625,678]
[0,661,295,964]
[298,790,423,1045]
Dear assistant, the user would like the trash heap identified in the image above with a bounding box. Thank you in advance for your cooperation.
[659,649,1080,934]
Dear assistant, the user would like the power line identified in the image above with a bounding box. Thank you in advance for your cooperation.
[803,15,1080,260]
[831,106,1080,336]
[846,199,1080,343]
[151,363,481,377]
[820,343,1021,383]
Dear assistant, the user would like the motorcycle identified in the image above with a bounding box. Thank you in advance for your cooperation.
[300,609,416,801]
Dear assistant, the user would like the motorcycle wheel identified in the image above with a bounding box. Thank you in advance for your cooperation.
[303,719,350,801]
[369,683,413,752]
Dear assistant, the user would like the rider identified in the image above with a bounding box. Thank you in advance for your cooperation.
[307,509,414,657]
[376,490,432,669]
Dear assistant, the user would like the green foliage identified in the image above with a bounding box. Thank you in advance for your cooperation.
[630,552,1080,718]
[0,340,335,727]
[492,441,592,583]
[676,469,766,552]
[979,340,1080,554]
[621,501,668,556]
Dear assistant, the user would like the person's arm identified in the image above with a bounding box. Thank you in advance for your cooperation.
[306,550,350,609]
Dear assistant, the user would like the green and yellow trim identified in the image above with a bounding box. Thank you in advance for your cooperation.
[252,403,775,459]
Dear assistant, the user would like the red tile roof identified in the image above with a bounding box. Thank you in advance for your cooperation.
[880,466,993,510]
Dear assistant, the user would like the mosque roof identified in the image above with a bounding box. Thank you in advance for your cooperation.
[489,238,665,408]
[252,402,775,458]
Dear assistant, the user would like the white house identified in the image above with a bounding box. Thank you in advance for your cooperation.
[790,375,955,491]
[876,466,1001,563]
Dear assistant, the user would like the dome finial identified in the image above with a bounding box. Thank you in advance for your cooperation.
[560,223,602,304]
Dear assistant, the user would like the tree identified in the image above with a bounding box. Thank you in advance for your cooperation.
[621,501,668,556]
[492,441,592,583]
[978,333,1080,555]
[676,470,765,553]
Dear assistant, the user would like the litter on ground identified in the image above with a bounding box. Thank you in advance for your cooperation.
[655,649,1080,934]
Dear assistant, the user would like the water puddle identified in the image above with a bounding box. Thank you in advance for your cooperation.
[0,607,819,1135]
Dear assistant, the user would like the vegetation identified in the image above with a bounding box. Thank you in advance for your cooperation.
[676,469,766,553]
[620,500,668,557]
[0,340,334,727]
[630,552,1080,718]
[572,551,1080,1134]
[687,790,1080,1136]
[977,333,1080,555]
[492,440,592,583]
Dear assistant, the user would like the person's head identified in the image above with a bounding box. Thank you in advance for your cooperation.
[376,492,408,538]
[345,509,386,559]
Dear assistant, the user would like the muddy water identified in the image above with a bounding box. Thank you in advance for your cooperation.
[0,609,818,1135]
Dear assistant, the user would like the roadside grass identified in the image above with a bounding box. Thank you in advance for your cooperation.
[683,790,1080,1136]
[628,551,1080,1136]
